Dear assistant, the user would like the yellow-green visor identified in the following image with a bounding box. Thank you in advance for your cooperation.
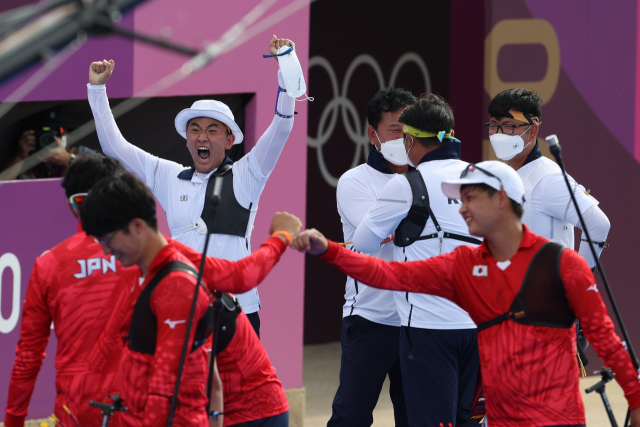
[403,124,460,143]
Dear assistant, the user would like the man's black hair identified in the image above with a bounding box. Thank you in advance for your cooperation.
[460,183,524,219]
[61,154,125,198]
[488,88,543,120]
[367,87,416,130]
[399,93,455,149]
[81,173,158,237]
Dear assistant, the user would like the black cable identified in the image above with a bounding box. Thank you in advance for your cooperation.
[545,135,639,426]
[166,176,223,427]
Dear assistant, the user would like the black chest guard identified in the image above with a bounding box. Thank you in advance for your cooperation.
[202,164,252,238]
[394,170,481,248]
[128,261,214,355]
[477,242,576,332]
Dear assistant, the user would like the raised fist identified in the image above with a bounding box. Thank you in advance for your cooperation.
[269,35,295,59]
[89,60,115,85]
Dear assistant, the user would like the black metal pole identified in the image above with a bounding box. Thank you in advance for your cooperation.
[166,176,223,427]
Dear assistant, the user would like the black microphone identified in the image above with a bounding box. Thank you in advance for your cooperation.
[544,134,564,168]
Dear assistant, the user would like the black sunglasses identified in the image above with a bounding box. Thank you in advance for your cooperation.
[460,163,503,190]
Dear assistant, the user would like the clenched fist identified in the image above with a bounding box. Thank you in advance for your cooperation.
[269,35,295,60]
[89,60,115,85]
[269,212,303,241]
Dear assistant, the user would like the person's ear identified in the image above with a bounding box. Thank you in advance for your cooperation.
[129,218,145,235]
[225,133,235,150]
[529,123,539,141]
[367,125,379,148]
[497,189,510,210]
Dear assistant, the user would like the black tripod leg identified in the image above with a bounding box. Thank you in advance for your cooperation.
[624,408,631,426]
[599,390,618,427]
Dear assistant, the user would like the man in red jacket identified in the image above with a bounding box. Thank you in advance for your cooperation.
[4,155,137,427]
[80,173,299,427]
[292,160,640,427]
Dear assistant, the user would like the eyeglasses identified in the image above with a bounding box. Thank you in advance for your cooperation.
[484,122,531,135]
[93,230,120,248]
[69,193,87,217]
[460,163,503,190]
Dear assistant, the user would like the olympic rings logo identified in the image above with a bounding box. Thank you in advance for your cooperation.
[307,53,431,187]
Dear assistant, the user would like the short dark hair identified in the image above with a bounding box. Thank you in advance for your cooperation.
[367,87,416,130]
[61,154,125,198]
[460,183,524,219]
[488,88,543,121]
[399,93,455,149]
[80,173,158,237]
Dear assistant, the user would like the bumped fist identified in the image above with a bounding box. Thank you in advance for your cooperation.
[269,35,295,59]
[89,60,115,85]
[269,212,303,240]
[291,229,329,255]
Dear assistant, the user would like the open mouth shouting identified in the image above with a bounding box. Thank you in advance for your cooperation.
[197,146,211,161]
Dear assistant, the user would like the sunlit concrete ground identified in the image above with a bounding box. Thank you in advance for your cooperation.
[304,342,628,427]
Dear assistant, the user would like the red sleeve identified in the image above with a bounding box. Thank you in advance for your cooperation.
[5,259,52,427]
[171,236,287,293]
[319,240,461,306]
[561,250,640,409]
[143,272,209,427]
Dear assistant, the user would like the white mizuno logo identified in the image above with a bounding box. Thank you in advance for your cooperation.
[472,265,488,277]
[164,319,186,329]
[587,284,599,293]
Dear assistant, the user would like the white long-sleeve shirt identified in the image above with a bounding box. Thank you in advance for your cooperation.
[518,155,610,268]
[336,149,400,326]
[87,70,294,313]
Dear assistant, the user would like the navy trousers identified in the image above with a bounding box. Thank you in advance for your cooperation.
[229,411,289,426]
[327,315,408,427]
[400,326,479,427]
[246,311,260,338]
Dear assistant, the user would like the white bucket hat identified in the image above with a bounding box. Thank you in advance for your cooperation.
[174,100,244,145]
[441,160,525,205]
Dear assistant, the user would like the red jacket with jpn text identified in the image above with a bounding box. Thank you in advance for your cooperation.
[318,225,640,427]
[4,222,138,427]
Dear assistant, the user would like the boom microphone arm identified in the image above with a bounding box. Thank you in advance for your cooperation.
[0,0,200,85]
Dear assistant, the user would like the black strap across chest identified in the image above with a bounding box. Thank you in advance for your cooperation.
[128,261,214,355]
[212,292,243,355]
[394,170,482,248]
[477,242,576,332]
[201,164,251,238]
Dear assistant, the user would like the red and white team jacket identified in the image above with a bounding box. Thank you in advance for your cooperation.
[319,225,640,427]
[5,222,139,427]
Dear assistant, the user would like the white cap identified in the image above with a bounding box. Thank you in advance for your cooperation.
[174,100,244,145]
[441,160,525,205]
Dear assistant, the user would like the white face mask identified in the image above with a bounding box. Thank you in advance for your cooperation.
[489,126,533,161]
[278,45,307,99]
[375,131,408,166]
[405,135,416,167]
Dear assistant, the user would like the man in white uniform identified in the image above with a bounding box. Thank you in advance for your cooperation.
[353,94,480,427]
[331,88,414,427]
[86,36,297,336]
[486,88,610,268]
[487,88,610,361]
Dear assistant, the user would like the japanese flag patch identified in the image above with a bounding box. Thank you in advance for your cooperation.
[472,265,488,277]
